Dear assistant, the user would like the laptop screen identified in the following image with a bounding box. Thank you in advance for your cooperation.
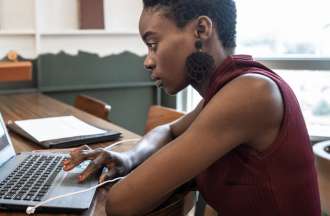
[0,114,16,167]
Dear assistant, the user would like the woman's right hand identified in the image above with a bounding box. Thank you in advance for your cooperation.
[63,145,133,183]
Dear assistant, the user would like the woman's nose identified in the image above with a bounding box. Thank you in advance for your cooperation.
[144,56,156,72]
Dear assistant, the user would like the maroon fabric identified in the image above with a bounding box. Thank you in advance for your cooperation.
[195,55,321,216]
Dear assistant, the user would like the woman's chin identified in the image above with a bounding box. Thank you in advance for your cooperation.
[163,87,179,95]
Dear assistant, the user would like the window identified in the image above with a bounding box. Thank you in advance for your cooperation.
[236,0,330,57]
[179,0,330,137]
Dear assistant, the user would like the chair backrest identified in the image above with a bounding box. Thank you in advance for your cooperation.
[144,105,195,216]
[147,191,195,216]
[74,94,111,121]
[313,141,330,214]
[144,105,184,134]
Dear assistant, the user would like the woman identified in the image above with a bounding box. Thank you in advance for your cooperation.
[64,0,321,215]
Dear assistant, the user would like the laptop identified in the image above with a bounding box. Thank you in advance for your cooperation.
[0,113,98,213]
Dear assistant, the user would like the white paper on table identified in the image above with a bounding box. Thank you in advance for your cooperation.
[15,116,107,142]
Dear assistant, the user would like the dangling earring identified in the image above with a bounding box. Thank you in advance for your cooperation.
[186,37,215,85]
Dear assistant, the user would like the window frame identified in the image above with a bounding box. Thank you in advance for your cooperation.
[177,57,330,112]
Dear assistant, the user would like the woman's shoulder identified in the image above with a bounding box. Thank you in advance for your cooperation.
[203,72,284,151]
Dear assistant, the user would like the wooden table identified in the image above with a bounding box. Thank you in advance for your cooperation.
[0,93,140,216]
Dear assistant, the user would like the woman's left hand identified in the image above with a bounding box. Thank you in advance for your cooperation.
[63,145,133,183]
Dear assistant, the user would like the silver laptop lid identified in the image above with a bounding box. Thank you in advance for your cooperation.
[0,113,16,168]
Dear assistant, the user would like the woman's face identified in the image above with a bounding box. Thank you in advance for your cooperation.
[139,8,196,95]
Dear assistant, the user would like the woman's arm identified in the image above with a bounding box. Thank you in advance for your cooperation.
[105,74,283,216]
[126,101,204,170]
[63,101,204,182]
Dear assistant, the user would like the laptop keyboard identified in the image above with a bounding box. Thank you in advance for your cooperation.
[0,154,66,202]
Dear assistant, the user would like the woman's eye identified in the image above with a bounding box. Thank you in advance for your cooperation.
[147,43,158,51]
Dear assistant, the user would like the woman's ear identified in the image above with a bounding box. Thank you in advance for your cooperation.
[194,16,213,40]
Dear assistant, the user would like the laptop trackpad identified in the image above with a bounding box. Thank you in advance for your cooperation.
[43,161,98,208]
[61,173,83,187]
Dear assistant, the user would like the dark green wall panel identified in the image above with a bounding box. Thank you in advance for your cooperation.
[161,92,177,109]
[0,51,176,135]
[38,51,149,89]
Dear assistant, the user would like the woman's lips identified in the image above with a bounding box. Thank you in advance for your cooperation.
[151,75,163,88]
[155,79,163,88]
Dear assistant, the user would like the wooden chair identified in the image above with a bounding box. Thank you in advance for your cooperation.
[313,141,330,215]
[144,105,217,216]
[144,105,185,134]
[143,105,196,215]
[147,190,196,216]
[74,94,111,121]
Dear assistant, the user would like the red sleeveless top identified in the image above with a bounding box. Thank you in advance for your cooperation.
[195,55,321,216]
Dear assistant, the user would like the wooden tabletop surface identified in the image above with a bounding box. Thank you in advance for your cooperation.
[0,93,141,216]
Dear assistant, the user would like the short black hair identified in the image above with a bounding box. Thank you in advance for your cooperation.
[142,0,237,49]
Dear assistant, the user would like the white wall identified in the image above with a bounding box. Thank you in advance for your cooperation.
[0,0,35,30]
[105,0,143,32]
[38,0,80,32]
[0,0,146,58]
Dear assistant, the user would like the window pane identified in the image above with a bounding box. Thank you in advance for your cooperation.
[236,0,330,57]
[187,70,330,136]
[277,70,330,136]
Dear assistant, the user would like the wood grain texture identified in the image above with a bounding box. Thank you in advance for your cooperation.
[144,105,184,134]
[74,94,111,121]
[0,93,139,216]
[0,93,138,153]
[0,62,32,82]
[0,93,194,216]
